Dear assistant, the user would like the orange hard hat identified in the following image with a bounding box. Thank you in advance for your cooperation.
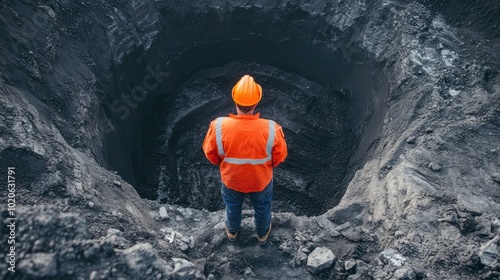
[232,75,262,106]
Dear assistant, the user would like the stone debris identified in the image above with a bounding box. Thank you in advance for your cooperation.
[298,251,308,261]
[379,249,406,267]
[171,258,204,279]
[457,194,487,216]
[111,210,123,219]
[341,227,363,242]
[172,258,195,273]
[333,260,344,272]
[355,259,368,271]
[394,267,417,280]
[307,247,336,274]
[122,243,173,277]
[87,201,95,208]
[346,260,372,280]
[428,162,442,171]
[372,269,389,279]
[439,224,462,240]
[479,235,499,267]
[332,222,364,242]
[334,222,351,232]
[159,206,169,220]
[492,218,500,234]
[18,253,58,278]
[243,267,256,277]
[344,258,356,271]
[492,173,500,183]
[161,228,194,252]
[406,136,416,144]
[316,215,337,231]
[294,230,314,242]
[102,228,131,249]
[475,215,492,236]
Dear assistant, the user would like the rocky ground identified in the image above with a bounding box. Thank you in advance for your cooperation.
[0,0,499,279]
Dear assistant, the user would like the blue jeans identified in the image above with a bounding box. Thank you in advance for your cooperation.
[221,180,273,237]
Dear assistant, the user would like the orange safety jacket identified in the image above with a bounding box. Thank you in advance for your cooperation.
[203,113,288,193]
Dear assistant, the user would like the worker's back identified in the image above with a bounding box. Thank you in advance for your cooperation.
[203,113,287,193]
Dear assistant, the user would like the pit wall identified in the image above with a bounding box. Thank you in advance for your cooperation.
[325,2,500,276]
[106,0,388,193]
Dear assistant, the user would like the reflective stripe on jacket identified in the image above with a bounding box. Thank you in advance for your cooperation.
[203,113,287,193]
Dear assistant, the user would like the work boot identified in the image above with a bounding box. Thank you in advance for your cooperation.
[225,226,239,242]
[257,223,272,245]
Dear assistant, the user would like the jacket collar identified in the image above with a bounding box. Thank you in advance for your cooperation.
[229,112,260,119]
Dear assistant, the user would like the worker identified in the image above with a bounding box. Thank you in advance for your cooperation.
[202,75,288,245]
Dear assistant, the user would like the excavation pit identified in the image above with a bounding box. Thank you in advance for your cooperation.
[103,4,388,216]
[133,61,355,216]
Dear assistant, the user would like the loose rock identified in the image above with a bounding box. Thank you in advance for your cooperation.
[298,252,308,262]
[122,243,173,276]
[475,215,492,236]
[355,260,368,271]
[335,222,351,232]
[103,228,131,248]
[379,249,406,267]
[18,253,58,278]
[159,206,169,220]
[492,173,500,183]
[307,247,336,274]
[316,215,337,231]
[479,236,499,267]
[172,258,195,273]
[429,162,442,171]
[406,136,416,144]
[344,259,356,271]
[492,218,500,234]
[243,267,256,277]
[394,267,417,280]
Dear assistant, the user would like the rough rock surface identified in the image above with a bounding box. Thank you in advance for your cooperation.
[479,235,499,267]
[307,247,336,274]
[0,0,499,279]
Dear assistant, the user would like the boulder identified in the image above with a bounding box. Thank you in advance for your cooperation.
[307,247,336,274]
